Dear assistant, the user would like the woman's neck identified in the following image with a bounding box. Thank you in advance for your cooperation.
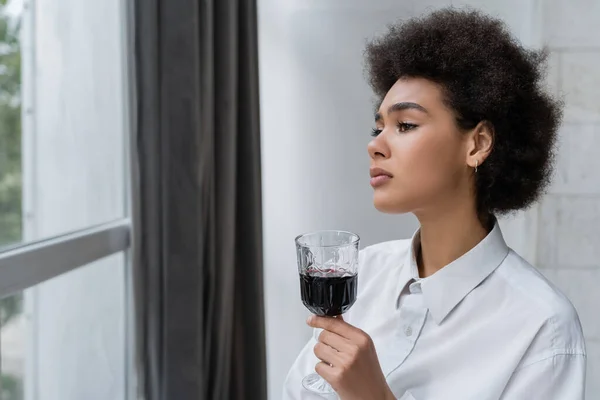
[415,206,490,278]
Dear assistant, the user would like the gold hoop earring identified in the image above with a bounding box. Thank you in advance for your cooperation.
[475,160,478,173]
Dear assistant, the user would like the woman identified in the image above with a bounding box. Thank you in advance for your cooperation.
[283,8,586,400]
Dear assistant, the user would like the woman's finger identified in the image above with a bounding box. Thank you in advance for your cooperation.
[313,342,344,366]
[318,329,353,352]
[315,360,336,383]
[307,315,359,340]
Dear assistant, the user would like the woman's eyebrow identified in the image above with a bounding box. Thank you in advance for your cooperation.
[375,102,429,121]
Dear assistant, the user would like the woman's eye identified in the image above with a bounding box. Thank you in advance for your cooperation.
[397,122,418,133]
[372,123,416,137]
[370,128,382,137]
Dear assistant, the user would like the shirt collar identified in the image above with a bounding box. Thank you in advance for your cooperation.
[397,220,509,325]
[394,231,424,305]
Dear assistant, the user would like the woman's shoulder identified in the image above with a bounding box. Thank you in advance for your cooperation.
[494,250,586,355]
[496,251,579,317]
[358,239,412,274]
[361,238,412,258]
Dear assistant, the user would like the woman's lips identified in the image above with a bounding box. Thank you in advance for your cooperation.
[370,175,392,187]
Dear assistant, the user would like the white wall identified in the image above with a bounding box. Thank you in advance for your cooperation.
[258,1,537,398]
[535,0,600,397]
[21,0,129,399]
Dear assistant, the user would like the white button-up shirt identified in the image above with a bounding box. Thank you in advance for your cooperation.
[283,223,587,399]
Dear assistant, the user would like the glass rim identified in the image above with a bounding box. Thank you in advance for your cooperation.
[294,230,360,248]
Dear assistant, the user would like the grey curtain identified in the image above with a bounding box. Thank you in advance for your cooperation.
[131,0,267,399]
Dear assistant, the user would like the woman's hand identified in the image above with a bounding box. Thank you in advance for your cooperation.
[307,315,396,400]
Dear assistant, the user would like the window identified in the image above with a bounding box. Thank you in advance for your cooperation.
[0,0,133,399]
[1,1,27,397]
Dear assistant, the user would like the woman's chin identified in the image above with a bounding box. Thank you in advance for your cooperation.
[372,193,411,214]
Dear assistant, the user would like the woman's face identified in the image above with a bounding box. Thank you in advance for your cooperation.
[368,77,472,215]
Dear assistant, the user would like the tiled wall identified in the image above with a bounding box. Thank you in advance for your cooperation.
[537,0,600,396]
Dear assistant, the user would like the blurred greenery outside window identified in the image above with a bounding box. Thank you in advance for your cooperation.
[0,0,23,398]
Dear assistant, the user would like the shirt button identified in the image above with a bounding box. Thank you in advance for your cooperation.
[404,326,413,337]
[409,283,421,294]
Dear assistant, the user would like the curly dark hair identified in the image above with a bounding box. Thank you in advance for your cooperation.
[364,8,562,217]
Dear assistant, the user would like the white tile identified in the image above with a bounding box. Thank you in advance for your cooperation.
[550,123,600,195]
[538,196,600,267]
[541,269,600,342]
[542,0,600,48]
[544,51,561,99]
[561,52,600,123]
[586,340,600,399]
[537,197,558,266]
[498,208,538,265]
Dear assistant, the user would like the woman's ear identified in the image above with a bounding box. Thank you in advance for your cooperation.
[466,120,494,169]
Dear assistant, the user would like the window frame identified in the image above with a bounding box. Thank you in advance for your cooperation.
[0,0,138,398]
[0,219,131,299]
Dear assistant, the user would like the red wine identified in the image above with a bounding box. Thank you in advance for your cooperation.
[300,271,357,316]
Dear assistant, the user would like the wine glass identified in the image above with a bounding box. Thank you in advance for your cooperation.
[295,230,360,396]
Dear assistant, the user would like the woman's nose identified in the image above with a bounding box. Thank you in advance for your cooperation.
[368,134,390,159]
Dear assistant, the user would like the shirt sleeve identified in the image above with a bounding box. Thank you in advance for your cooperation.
[500,353,586,399]
[283,335,336,400]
